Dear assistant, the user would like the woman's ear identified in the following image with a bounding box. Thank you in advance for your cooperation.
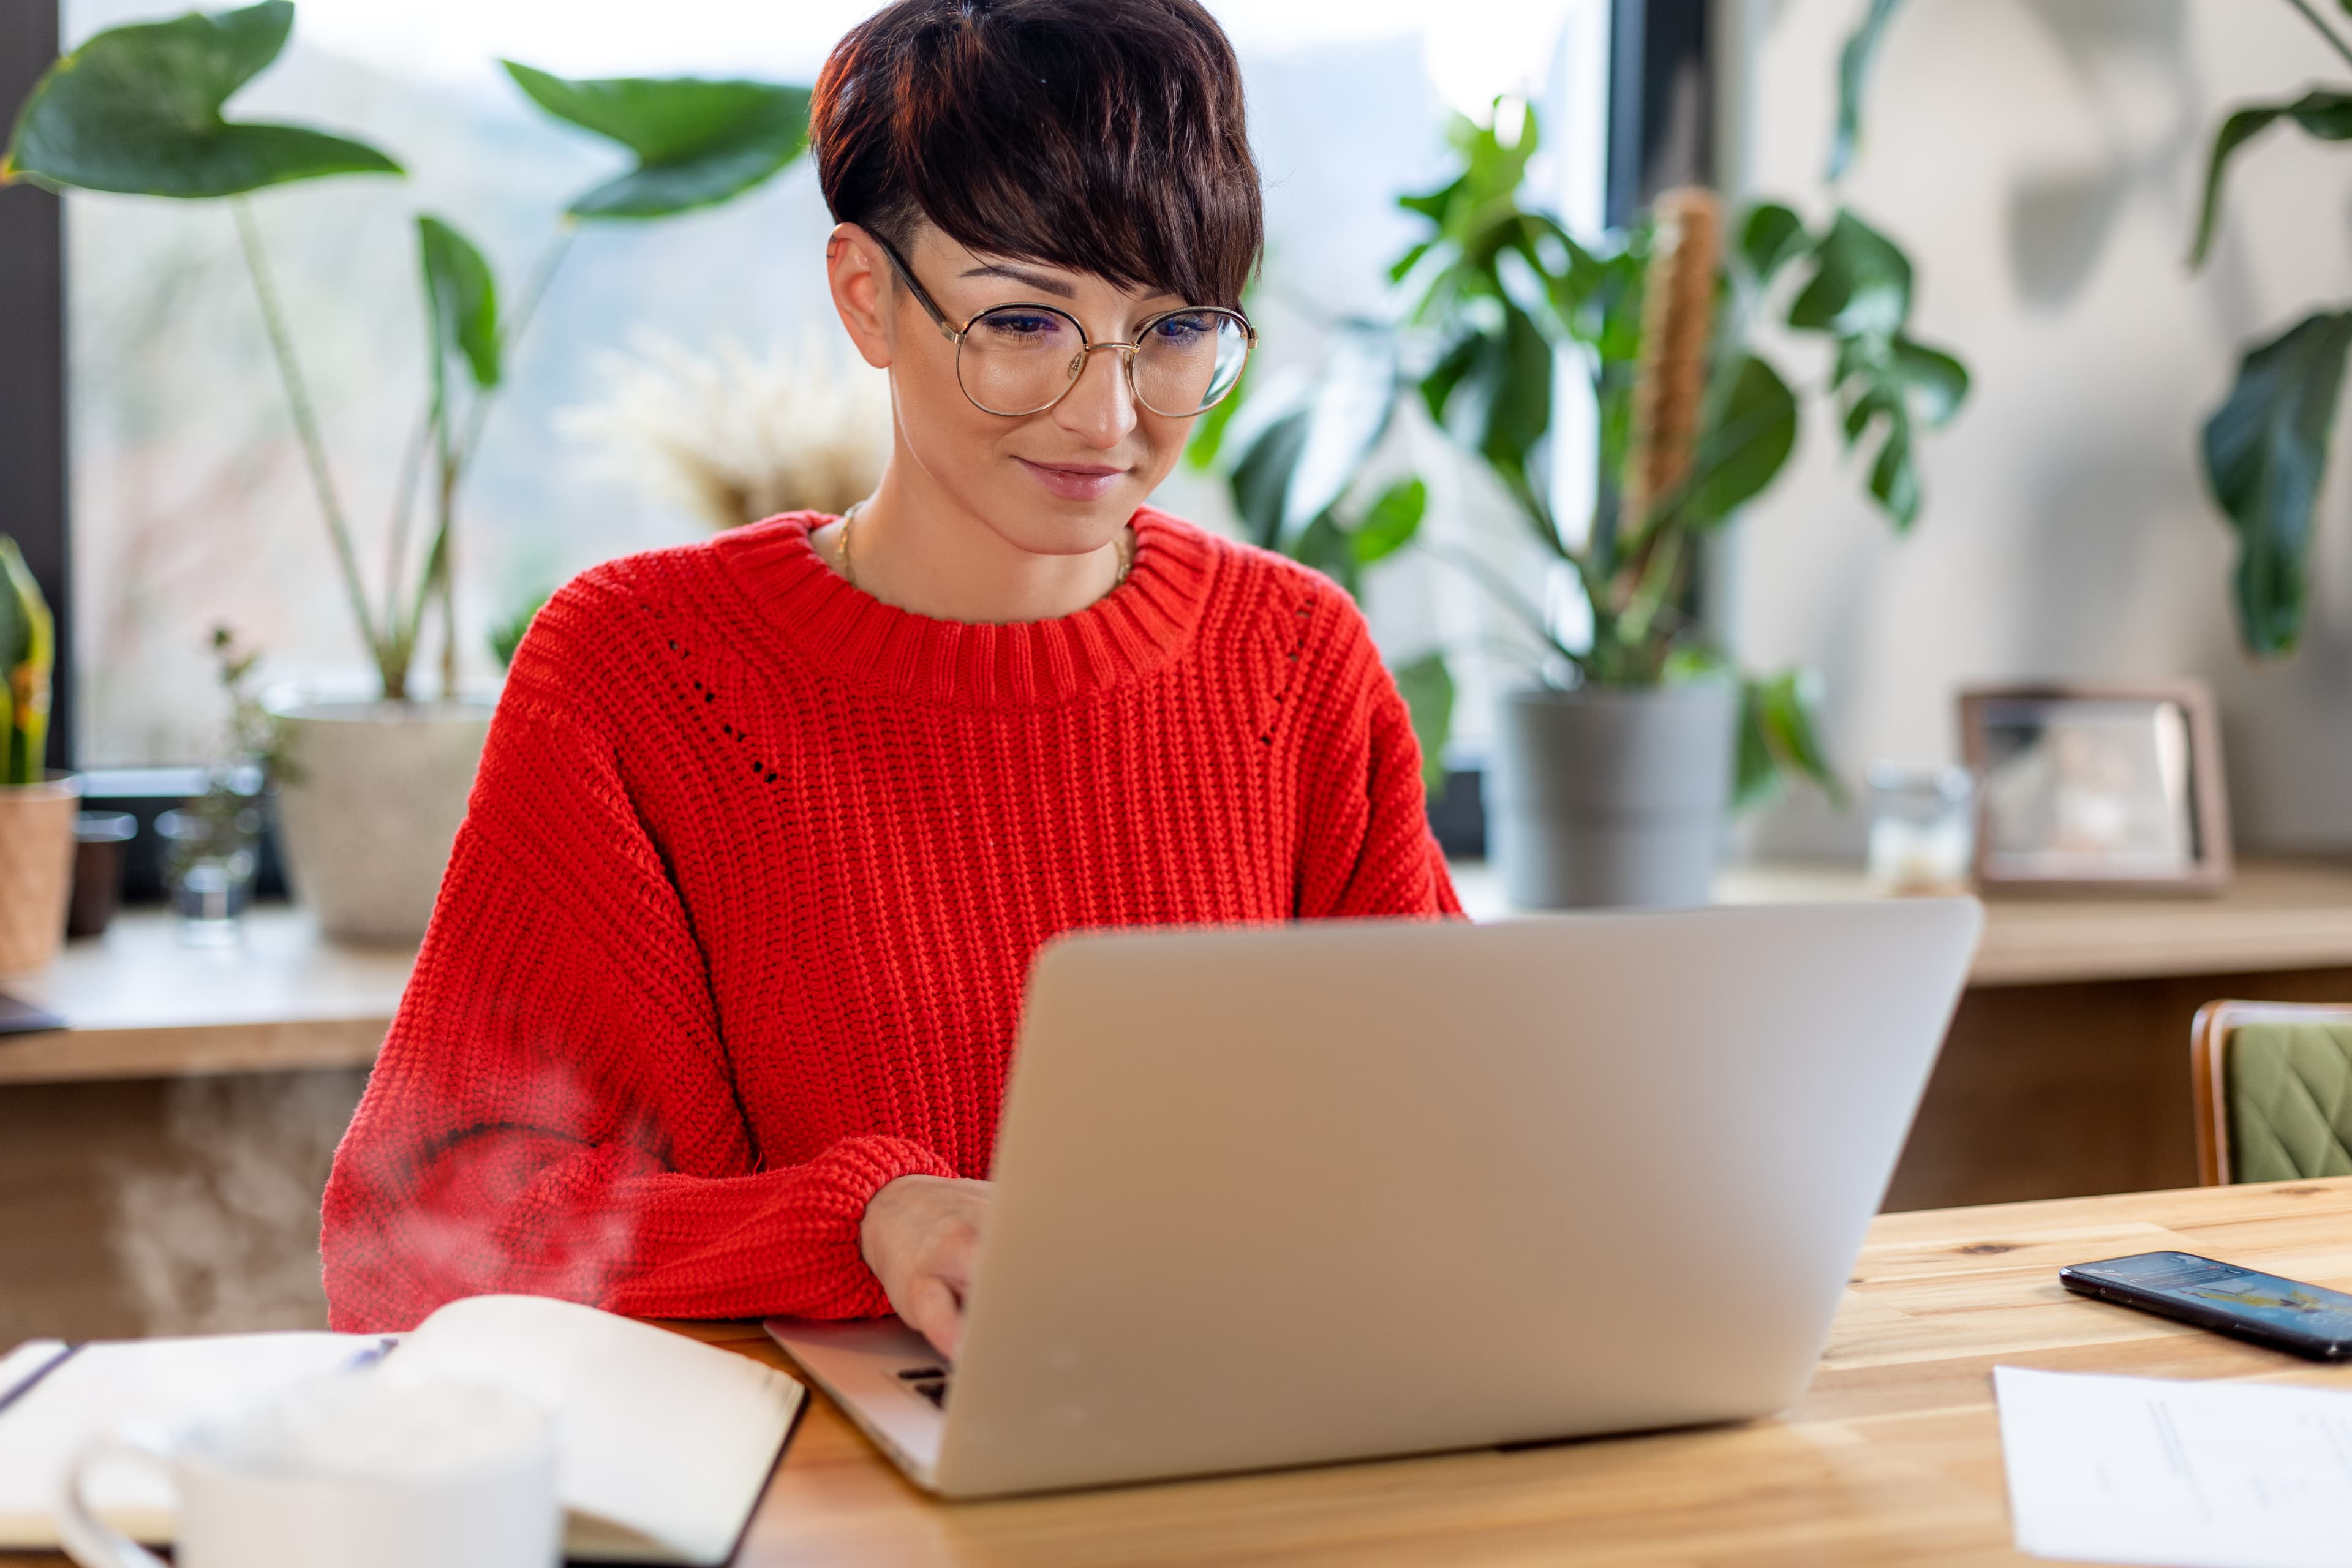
[827,224,894,370]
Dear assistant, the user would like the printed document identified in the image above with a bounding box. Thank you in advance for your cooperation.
[1996,1365,2352,1568]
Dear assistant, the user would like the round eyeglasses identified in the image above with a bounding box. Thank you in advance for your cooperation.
[873,235,1255,420]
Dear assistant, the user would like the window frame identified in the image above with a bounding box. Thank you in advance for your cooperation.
[0,2,72,771]
[1607,0,1713,225]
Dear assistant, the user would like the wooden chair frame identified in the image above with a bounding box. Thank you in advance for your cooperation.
[2191,998,2352,1185]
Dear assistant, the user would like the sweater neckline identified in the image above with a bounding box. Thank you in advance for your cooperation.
[711,507,1216,707]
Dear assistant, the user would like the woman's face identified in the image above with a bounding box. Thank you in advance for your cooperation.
[830,221,1207,558]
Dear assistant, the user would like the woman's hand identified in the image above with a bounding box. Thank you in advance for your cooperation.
[859,1174,992,1360]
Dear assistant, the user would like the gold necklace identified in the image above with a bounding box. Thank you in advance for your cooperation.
[835,505,1135,598]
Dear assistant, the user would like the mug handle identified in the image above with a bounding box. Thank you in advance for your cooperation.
[54,1428,172,1568]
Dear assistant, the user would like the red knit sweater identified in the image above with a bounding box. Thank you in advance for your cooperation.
[320,509,1460,1332]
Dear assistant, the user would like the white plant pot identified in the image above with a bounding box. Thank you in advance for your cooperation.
[269,699,494,946]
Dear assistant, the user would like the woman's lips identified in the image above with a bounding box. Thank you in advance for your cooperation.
[1016,456,1127,502]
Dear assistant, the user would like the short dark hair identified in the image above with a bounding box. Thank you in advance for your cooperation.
[811,0,1262,308]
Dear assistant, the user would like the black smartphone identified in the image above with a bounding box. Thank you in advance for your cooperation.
[2059,1251,2352,1361]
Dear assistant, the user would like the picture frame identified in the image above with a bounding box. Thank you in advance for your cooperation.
[1958,683,2233,896]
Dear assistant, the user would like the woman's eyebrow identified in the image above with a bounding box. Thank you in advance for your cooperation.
[960,262,1078,299]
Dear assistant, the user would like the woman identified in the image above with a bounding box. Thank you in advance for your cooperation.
[322,0,1459,1355]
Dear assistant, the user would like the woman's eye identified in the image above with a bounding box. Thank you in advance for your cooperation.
[984,313,1065,339]
[1152,314,1215,344]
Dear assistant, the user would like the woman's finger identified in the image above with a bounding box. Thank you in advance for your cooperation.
[901,1273,966,1360]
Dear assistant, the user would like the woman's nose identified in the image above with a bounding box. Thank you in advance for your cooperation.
[1052,344,1138,449]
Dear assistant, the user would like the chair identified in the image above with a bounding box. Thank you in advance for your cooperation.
[2191,1001,2352,1185]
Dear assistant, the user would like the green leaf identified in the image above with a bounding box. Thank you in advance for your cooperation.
[1282,325,1401,537]
[1828,0,1909,183]
[1227,404,1312,551]
[1684,354,1799,525]
[2188,91,2352,270]
[503,62,810,219]
[1185,345,1254,472]
[1867,403,1920,530]
[1353,478,1428,565]
[1289,513,1361,596]
[2201,310,2352,657]
[1891,336,1969,426]
[0,537,54,786]
[1443,300,1554,477]
[1737,203,1809,287]
[1788,208,1913,339]
[1392,652,1456,796]
[1735,668,1844,811]
[2,1,400,197]
[488,586,551,670]
[417,215,500,390]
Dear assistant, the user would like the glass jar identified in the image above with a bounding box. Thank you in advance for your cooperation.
[1867,763,1975,895]
[156,802,262,946]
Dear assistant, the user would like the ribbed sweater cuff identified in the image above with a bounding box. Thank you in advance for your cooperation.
[608,1134,960,1321]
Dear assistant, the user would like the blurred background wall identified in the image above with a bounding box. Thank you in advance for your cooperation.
[1725,0,2352,855]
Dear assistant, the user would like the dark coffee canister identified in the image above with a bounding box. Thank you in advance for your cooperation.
[68,811,137,938]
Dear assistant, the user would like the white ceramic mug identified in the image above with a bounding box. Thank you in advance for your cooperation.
[55,1371,560,1568]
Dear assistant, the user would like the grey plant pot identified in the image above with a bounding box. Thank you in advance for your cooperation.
[1484,682,1738,911]
[268,699,494,945]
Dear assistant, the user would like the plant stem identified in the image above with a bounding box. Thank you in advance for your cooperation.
[383,409,429,640]
[456,224,575,472]
[2282,0,2352,70]
[233,198,388,690]
[398,222,575,700]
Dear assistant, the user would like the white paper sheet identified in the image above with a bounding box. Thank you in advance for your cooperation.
[1996,1365,2352,1568]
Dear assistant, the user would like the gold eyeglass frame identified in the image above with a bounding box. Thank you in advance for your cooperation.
[870,233,1256,419]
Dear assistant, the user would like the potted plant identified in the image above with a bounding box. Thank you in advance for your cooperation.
[1,1,813,941]
[1197,107,1967,907]
[0,538,78,974]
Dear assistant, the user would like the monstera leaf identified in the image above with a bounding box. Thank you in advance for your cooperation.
[1,1,399,197]
[1785,209,1968,530]
[503,62,810,219]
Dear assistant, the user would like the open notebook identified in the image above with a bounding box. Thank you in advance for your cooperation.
[0,1295,807,1566]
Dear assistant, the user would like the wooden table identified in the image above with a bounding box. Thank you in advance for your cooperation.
[2,1183,2346,1564]
[657,1175,2352,1565]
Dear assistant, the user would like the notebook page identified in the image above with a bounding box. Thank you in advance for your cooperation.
[1996,1365,2352,1568]
[401,1295,805,1567]
[0,1332,383,1548]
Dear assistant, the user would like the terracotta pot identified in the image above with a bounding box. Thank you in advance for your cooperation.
[268,699,494,946]
[0,775,84,973]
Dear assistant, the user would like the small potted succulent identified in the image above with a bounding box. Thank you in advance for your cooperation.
[0,538,78,974]
[2,1,815,942]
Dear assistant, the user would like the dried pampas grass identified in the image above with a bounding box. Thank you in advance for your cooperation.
[558,331,893,530]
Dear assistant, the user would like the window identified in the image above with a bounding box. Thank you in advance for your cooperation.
[60,0,1607,764]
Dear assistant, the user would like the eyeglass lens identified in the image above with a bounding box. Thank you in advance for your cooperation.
[958,307,1250,418]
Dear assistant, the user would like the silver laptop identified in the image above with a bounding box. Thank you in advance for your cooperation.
[767,899,1981,1498]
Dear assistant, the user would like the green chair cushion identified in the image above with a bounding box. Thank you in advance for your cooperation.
[2228,1020,2352,1184]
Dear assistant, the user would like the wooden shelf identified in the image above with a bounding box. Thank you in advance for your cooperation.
[1448,856,2352,988]
[0,907,412,1085]
[7,858,2349,1088]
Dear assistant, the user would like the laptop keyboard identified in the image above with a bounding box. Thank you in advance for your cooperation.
[896,1365,950,1409]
